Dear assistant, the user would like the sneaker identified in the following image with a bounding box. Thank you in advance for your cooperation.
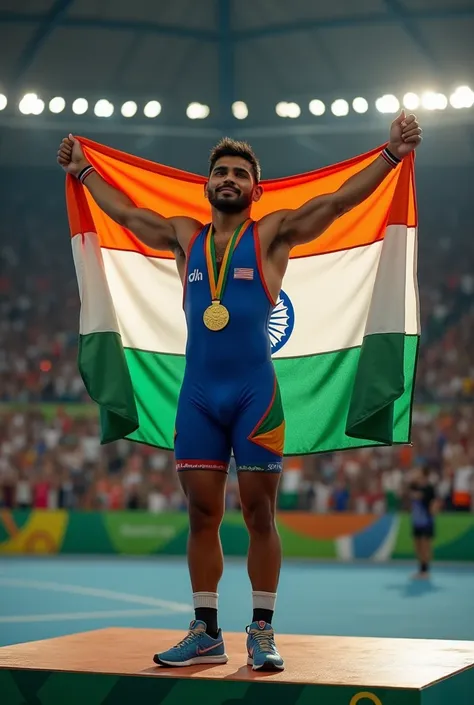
[246,620,284,671]
[153,620,228,667]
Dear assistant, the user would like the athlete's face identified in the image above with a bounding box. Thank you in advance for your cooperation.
[206,157,263,214]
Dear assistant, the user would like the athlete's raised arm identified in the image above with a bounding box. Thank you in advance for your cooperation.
[273,112,422,249]
[57,135,201,251]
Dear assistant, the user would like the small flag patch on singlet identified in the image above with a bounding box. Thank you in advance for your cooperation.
[234,268,254,280]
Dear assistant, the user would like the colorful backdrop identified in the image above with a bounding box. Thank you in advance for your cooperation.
[1,511,474,561]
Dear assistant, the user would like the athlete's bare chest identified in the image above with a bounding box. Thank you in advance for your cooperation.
[213,236,232,275]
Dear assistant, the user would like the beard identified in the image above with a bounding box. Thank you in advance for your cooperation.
[208,189,252,214]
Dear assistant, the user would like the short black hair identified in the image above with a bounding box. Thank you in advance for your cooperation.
[209,137,261,182]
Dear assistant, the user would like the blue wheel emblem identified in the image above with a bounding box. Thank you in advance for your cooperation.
[269,290,295,354]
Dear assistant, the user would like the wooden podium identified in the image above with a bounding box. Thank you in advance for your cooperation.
[1,628,474,704]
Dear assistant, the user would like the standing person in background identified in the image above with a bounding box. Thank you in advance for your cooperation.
[410,466,439,579]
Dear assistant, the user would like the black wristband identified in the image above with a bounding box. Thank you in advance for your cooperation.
[381,147,401,169]
[78,165,95,183]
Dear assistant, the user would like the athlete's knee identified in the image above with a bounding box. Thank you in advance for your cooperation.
[241,496,276,536]
[188,499,223,534]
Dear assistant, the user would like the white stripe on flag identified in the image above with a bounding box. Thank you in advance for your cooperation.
[97,225,418,357]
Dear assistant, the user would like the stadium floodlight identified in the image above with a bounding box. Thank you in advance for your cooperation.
[0,94,7,111]
[286,102,301,118]
[19,93,38,115]
[49,97,65,114]
[352,97,368,114]
[72,98,88,115]
[403,92,419,110]
[232,101,248,119]
[309,99,325,116]
[31,98,45,115]
[421,91,447,111]
[449,85,474,109]
[144,100,161,118]
[94,99,114,117]
[121,101,137,118]
[375,94,400,114]
[331,99,349,117]
[276,101,301,118]
[186,102,210,119]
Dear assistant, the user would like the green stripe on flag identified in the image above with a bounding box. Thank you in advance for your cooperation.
[346,332,412,444]
[98,334,419,454]
[274,334,418,455]
[78,332,139,444]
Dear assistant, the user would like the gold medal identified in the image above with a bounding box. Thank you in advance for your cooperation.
[203,301,230,331]
[203,219,251,332]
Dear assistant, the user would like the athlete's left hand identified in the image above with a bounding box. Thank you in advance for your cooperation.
[388,111,423,159]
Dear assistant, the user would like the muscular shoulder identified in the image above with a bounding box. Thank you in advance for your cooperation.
[169,216,203,259]
[257,210,292,253]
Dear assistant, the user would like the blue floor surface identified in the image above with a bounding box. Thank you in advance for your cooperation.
[1,557,473,648]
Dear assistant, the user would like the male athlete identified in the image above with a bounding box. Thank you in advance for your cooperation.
[410,466,438,580]
[57,111,422,670]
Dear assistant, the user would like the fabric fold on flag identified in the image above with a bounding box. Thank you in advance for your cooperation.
[66,138,420,453]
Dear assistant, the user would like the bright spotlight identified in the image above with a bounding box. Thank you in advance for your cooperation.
[403,93,419,110]
[352,97,368,114]
[309,99,325,116]
[449,86,474,109]
[187,102,199,119]
[186,102,209,119]
[49,96,65,114]
[94,99,114,117]
[276,101,301,118]
[331,99,349,117]
[232,101,248,120]
[144,100,161,118]
[121,101,137,118]
[375,94,400,114]
[421,91,447,110]
[286,102,301,118]
[72,98,88,115]
[436,93,448,110]
[0,94,7,111]
[19,93,38,115]
[31,98,45,115]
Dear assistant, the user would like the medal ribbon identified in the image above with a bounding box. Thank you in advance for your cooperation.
[205,219,251,302]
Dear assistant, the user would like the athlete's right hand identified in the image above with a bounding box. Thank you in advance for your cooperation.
[57,134,89,176]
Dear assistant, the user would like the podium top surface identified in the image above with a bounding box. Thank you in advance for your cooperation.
[1,628,474,689]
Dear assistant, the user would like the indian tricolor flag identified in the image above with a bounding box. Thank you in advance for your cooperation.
[67,138,419,455]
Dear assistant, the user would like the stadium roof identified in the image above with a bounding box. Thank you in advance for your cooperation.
[2,0,473,110]
[0,0,473,173]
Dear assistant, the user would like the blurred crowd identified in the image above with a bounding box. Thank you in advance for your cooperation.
[0,167,473,513]
[0,405,473,513]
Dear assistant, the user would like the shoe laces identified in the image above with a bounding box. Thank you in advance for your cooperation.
[249,627,276,653]
[175,627,201,649]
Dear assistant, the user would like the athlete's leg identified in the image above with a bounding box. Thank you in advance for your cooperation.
[238,471,282,596]
[232,366,284,601]
[413,535,423,564]
[232,365,285,671]
[179,470,227,596]
[174,389,230,634]
[154,386,230,667]
[419,535,433,577]
[412,532,431,578]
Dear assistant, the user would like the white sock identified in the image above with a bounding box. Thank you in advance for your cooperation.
[252,590,277,612]
[193,591,218,610]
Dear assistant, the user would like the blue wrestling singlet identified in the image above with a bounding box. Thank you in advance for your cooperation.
[174,219,285,473]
